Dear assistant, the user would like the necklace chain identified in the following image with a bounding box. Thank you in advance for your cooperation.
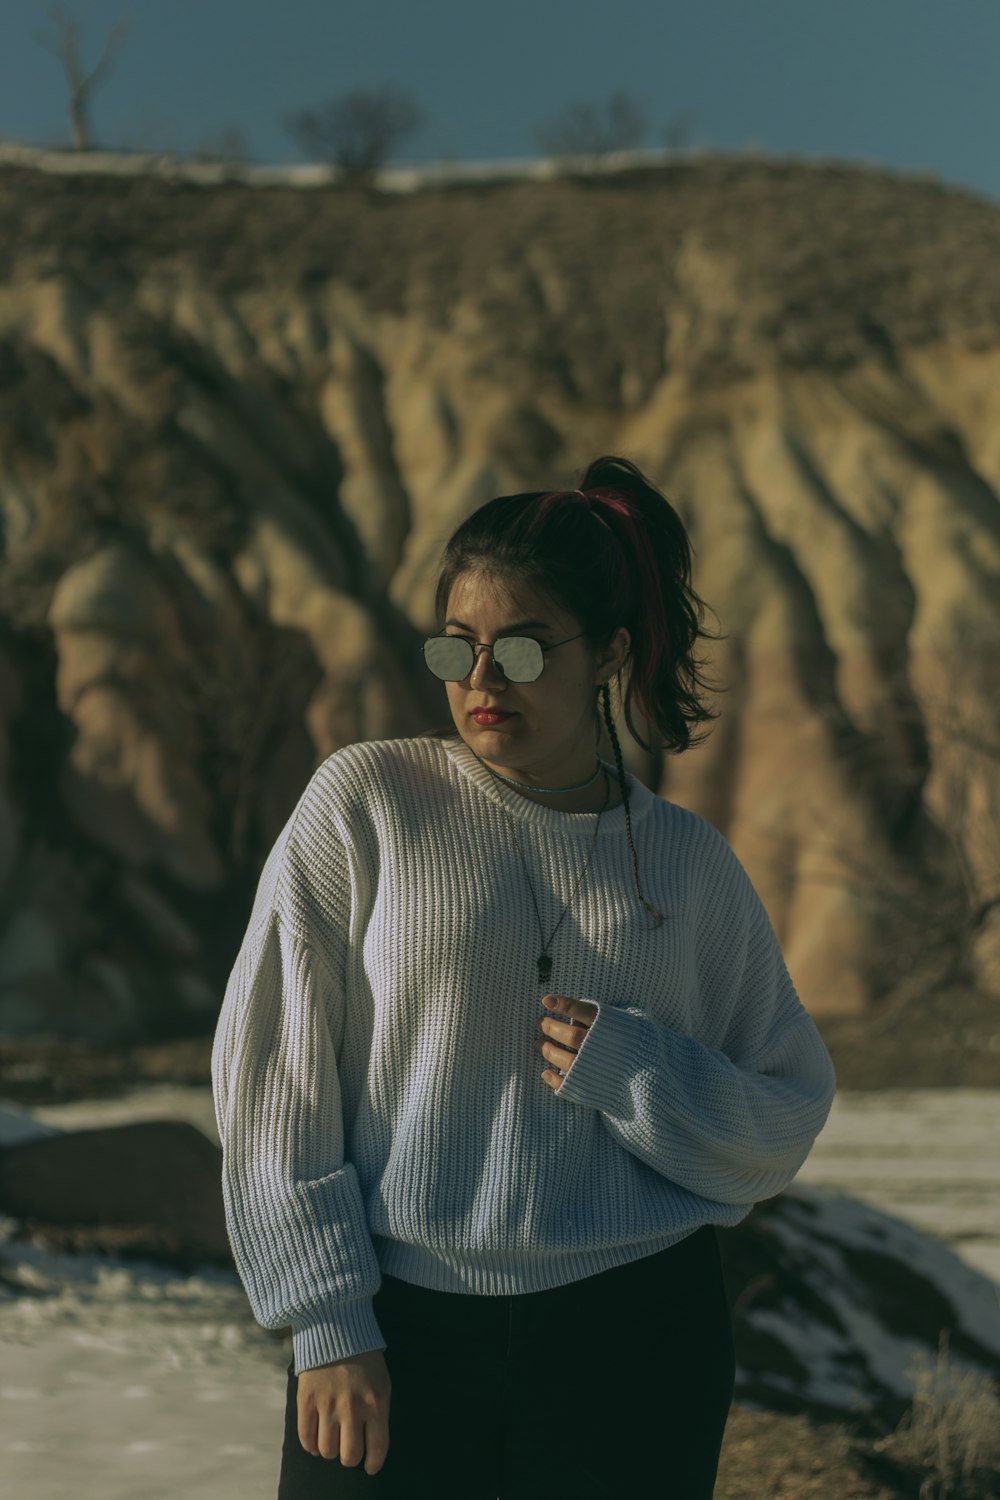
[499,767,611,985]
[470,748,606,795]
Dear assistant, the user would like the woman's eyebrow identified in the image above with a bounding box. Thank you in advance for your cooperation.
[445,618,552,634]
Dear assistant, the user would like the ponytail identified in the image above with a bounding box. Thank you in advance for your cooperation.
[575,455,724,755]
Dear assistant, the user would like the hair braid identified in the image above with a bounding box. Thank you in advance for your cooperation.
[600,682,665,926]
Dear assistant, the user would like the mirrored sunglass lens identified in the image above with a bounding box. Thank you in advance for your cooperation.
[494,637,543,681]
[424,637,473,679]
[423,636,544,681]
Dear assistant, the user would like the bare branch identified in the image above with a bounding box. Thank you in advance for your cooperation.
[535,90,647,162]
[283,84,424,182]
[87,14,127,93]
[34,3,129,150]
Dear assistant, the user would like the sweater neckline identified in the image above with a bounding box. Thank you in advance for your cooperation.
[439,732,654,837]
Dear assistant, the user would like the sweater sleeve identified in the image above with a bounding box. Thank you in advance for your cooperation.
[211,808,385,1375]
[552,824,837,1208]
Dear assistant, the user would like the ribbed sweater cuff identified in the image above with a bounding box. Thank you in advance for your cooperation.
[291,1297,387,1375]
[553,1001,646,1114]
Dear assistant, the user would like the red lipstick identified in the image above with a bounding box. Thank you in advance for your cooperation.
[471,708,515,726]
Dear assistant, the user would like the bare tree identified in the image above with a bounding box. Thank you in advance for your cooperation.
[35,2,128,151]
[534,90,647,162]
[283,84,424,182]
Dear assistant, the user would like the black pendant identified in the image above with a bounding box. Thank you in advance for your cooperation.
[537,953,553,984]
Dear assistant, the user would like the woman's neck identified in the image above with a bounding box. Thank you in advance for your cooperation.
[485,761,623,814]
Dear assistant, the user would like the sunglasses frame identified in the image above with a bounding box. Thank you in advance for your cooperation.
[421,631,586,683]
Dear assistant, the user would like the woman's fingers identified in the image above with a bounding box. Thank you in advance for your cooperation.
[541,995,598,1025]
[536,1012,593,1089]
[551,1017,588,1042]
[308,1395,377,1469]
[538,1036,577,1065]
[330,1408,360,1466]
[362,1410,391,1475]
[297,1396,320,1456]
[320,1410,344,1458]
[331,1404,390,1474]
[296,1352,391,1474]
[538,1019,586,1063]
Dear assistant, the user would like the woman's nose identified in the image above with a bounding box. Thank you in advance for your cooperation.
[468,644,505,687]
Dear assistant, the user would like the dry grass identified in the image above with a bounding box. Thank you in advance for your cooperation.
[4,154,1000,402]
[872,1332,1000,1499]
[716,1405,897,1499]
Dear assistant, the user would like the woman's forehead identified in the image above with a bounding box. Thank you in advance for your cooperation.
[446,573,566,625]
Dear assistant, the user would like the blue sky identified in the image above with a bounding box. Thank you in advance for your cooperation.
[2,0,998,200]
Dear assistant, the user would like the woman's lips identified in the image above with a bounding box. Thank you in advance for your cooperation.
[471,709,515,723]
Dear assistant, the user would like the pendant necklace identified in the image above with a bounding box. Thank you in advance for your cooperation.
[490,764,611,986]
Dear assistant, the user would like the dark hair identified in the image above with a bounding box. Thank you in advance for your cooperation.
[418,454,726,924]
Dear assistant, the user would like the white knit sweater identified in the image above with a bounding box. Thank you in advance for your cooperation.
[211,732,836,1375]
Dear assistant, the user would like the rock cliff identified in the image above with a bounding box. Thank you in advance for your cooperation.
[1,151,998,1045]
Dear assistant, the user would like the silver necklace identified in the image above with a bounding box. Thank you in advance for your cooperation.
[470,748,604,795]
[496,766,611,985]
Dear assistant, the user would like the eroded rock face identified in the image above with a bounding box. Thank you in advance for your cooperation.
[0,154,998,1040]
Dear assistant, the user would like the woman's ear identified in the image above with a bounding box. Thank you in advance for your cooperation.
[595,626,631,683]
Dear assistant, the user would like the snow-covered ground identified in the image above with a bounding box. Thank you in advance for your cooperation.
[0,1086,289,1499]
[793,1088,1000,1286]
[0,1085,997,1499]
[0,138,686,190]
[0,1255,288,1499]
[0,137,935,194]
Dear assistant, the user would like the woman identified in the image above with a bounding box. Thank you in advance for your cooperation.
[211,455,837,1499]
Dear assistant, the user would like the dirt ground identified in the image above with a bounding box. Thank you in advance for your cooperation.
[717,1406,903,1499]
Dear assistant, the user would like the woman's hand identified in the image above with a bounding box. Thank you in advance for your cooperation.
[535,995,598,1091]
[296,1348,392,1474]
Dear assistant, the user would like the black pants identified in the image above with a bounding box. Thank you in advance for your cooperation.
[278,1223,735,1499]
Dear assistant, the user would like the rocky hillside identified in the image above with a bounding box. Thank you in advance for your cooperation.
[1,151,999,1060]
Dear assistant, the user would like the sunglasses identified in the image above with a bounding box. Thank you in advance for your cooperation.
[421,632,585,683]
